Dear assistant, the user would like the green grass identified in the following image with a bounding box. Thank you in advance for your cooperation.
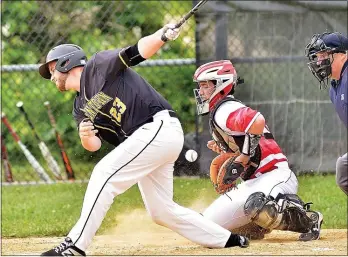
[2,175,346,238]
[4,160,96,183]
[297,175,347,228]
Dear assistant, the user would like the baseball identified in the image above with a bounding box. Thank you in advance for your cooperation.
[185,149,198,162]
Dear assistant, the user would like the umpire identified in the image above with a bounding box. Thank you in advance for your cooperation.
[38,24,248,256]
[305,32,348,195]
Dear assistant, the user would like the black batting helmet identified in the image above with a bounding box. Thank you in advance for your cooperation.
[39,44,87,79]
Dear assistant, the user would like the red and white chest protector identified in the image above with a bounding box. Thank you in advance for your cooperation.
[214,100,288,178]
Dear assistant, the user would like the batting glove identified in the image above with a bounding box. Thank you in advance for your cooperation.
[161,24,181,42]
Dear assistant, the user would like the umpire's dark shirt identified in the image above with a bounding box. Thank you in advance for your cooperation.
[330,61,348,128]
[73,48,173,147]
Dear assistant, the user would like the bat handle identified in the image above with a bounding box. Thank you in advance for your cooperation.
[174,18,187,29]
[162,18,186,42]
[174,0,208,28]
[161,34,169,42]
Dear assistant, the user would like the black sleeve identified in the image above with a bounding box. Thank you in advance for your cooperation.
[93,43,145,81]
[120,43,146,67]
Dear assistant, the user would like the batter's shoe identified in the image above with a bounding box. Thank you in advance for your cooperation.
[299,211,323,241]
[239,236,250,248]
[225,234,250,248]
[41,237,86,256]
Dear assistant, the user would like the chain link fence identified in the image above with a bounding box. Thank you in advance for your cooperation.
[195,1,347,174]
[2,1,347,184]
[2,1,200,184]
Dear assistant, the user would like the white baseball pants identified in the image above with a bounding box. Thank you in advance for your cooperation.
[203,161,298,230]
[68,110,231,251]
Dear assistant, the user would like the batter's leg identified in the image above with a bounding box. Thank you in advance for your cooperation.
[138,162,243,248]
[67,147,156,251]
[67,120,173,251]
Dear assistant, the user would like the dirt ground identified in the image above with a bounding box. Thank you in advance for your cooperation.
[2,209,347,256]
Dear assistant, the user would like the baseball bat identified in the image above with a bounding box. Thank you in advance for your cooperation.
[174,0,208,28]
[16,101,62,180]
[44,101,75,180]
[1,134,14,182]
[1,112,52,183]
[161,0,208,42]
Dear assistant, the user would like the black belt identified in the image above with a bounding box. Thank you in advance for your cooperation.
[168,110,178,118]
[148,110,178,123]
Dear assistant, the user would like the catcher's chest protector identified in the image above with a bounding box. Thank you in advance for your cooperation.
[209,97,265,180]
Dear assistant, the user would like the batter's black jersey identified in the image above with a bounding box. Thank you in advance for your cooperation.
[73,48,173,146]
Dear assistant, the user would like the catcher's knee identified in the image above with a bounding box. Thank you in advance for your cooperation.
[244,192,281,230]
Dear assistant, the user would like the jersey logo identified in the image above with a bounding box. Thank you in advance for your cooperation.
[110,97,126,123]
[81,92,113,122]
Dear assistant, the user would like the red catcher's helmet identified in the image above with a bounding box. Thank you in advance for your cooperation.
[193,60,237,115]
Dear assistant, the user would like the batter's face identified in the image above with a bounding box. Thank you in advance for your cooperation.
[48,61,69,92]
[198,81,215,101]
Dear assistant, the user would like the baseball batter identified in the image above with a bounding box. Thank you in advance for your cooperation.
[193,60,323,241]
[38,25,248,256]
[305,32,348,195]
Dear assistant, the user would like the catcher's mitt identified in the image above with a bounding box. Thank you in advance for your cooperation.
[210,152,242,194]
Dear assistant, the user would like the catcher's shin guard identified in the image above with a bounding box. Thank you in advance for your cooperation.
[244,192,320,234]
[299,211,323,241]
[275,205,313,233]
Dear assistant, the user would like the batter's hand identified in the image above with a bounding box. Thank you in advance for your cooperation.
[161,24,181,42]
[207,140,223,154]
[79,120,98,139]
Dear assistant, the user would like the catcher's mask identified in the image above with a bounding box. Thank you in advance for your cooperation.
[305,32,348,88]
[39,44,87,79]
[193,60,238,115]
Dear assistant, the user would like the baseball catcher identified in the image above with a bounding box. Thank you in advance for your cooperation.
[193,60,323,241]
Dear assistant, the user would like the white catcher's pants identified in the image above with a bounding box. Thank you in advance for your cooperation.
[203,162,298,230]
[68,110,231,251]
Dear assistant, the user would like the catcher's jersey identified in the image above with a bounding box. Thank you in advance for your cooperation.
[213,97,287,178]
[73,48,173,146]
